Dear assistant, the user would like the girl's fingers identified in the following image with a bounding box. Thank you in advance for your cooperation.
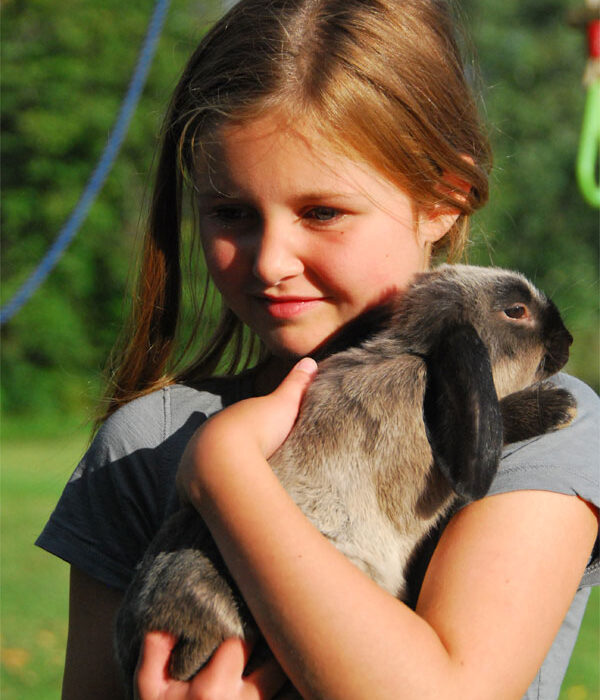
[244,652,289,698]
[136,632,289,700]
[203,636,253,679]
[191,638,287,699]
[214,638,288,699]
[135,631,183,699]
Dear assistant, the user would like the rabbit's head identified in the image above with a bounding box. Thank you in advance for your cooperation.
[388,264,572,399]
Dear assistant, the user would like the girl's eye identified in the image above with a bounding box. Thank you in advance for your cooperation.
[206,205,255,226]
[303,206,341,222]
[503,304,529,320]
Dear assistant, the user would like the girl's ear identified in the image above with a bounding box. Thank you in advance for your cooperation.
[417,165,473,247]
[417,208,461,246]
[417,207,460,270]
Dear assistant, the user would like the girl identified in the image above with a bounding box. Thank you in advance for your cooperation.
[37,1,599,698]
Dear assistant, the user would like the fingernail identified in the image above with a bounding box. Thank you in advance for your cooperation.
[295,357,318,376]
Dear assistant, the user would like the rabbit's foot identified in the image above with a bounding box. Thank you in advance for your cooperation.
[501,384,576,445]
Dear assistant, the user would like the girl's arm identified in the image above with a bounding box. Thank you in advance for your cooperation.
[62,567,127,700]
[175,361,598,700]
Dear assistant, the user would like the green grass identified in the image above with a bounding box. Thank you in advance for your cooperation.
[1,428,88,700]
[1,431,598,699]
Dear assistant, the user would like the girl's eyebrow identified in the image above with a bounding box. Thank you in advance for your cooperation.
[197,189,236,200]
[289,191,360,203]
[197,189,363,203]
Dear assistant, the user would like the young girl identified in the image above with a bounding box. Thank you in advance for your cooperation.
[36,1,599,698]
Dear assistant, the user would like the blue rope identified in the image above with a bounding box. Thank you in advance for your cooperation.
[1,0,171,325]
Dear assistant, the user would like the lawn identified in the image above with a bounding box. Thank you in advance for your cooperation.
[1,429,85,700]
[1,430,598,699]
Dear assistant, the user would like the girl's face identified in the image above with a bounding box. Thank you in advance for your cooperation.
[197,116,455,360]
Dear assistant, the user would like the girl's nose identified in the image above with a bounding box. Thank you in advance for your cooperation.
[251,219,304,286]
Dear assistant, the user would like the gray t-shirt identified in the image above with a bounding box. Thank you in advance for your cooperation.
[36,372,599,699]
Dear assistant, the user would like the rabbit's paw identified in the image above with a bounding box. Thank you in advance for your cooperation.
[501,384,577,444]
[144,549,248,679]
[117,547,248,686]
[167,598,248,680]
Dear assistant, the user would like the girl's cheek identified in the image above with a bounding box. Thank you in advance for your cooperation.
[203,237,243,277]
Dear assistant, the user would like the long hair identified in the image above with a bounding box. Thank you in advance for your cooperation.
[100,0,492,421]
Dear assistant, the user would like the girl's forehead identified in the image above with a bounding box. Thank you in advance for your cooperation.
[196,115,406,203]
[209,115,329,167]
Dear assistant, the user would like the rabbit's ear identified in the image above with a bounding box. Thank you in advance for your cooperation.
[423,323,503,500]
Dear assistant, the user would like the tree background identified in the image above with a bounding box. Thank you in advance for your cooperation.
[2,0,598,435]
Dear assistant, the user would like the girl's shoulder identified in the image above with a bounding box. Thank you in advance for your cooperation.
[494,373,599,547]
[95,372,257,457]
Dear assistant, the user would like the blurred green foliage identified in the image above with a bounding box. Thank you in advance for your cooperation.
[1,0,222,425]
[1,0,598,429]
[462,0,599,389]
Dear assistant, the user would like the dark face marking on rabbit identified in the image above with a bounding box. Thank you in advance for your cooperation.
[539,299,573,375]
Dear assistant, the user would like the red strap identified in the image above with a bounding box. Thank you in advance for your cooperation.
[588,19,600,58]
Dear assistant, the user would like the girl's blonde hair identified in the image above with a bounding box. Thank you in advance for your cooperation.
[101,0,492,420]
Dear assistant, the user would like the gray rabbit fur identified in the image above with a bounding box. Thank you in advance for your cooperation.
[115,264,576,693]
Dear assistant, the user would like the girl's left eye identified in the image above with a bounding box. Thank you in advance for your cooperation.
[303,206,341,222]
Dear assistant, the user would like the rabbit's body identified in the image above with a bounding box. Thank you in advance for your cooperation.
[274,352,441,596]
[116,265,576,690]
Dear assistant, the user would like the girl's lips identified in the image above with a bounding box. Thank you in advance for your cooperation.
[257,296,326,319]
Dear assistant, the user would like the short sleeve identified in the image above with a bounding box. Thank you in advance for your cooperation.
[35,384,226,590]
[489,373,600,586]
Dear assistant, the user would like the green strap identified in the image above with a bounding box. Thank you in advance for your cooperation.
[576,80,600,208]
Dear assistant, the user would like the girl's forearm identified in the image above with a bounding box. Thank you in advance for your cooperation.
[193,437,458,700]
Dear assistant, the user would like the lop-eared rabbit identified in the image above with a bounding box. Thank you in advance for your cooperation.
[115,264,576,691]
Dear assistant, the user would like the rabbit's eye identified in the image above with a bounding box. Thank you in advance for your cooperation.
[504,304,529,320]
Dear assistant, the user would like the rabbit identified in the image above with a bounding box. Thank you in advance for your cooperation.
[115,264,576,693]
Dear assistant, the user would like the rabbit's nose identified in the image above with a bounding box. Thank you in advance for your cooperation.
[541,301,572,375]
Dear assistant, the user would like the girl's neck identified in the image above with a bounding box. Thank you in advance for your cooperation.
[253,355,297,396]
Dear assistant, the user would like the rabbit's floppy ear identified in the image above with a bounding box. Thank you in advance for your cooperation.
[423,323,503,500]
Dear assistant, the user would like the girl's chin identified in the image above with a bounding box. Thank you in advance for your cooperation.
[262,318,351,356]
[263,335,328,360]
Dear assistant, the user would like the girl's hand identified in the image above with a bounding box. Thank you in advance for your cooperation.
[135,632,288,700]
[176,357,318,508]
